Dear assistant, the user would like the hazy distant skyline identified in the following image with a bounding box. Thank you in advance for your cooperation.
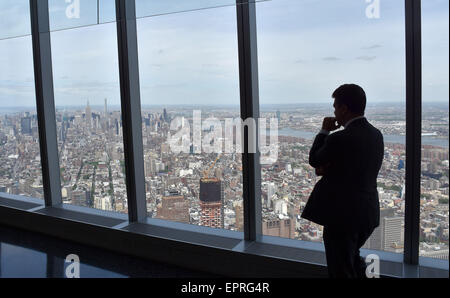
[0,0,448,108]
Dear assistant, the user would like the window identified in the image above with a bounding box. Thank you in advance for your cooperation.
[420,0,449,260]
[256,0,407,254]
[136,1,243,231]
[49,0,116,31]
[0,0,43,199]
[0,0,448,277]
[49,1,127,213]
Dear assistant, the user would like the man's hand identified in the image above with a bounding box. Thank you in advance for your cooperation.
[322,117,341,132]
[315,166,327,176]
[315,163,333,176]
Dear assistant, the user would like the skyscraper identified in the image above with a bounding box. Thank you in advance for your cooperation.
[234,201,244,231]
[60,121,66,142]
[86,100,91,130]
[115,118,119,135]
[21,117,32,135]
[262,217,295,239]
[104,98,108,118]
[104,98,108,132]
[383,216,403,251]
[267,182,276,208]
[199,178,223,229]
[363,208,403,252]
[163,108,168,123]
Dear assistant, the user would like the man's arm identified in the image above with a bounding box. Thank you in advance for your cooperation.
[309,134,339,169]
[309,117,341,169]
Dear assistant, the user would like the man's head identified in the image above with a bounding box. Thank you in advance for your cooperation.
[332,84,367,126]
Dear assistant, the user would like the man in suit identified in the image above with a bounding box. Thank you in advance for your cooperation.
[301,84,384,278]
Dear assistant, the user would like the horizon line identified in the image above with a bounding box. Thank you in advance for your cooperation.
[1,100,449,110]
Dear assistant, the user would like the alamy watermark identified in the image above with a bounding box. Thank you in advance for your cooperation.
[365,254,380,278]
[365,0,381,19]
[65,254,80,278]
[63,0,379,21]
[168,110,279,165]
[65,0,81,19]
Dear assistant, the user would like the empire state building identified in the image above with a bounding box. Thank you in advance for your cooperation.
[86,100,92,130]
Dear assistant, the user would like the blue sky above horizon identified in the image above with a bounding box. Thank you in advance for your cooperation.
[0,0,448,108]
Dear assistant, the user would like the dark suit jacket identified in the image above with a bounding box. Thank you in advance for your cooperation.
[301,118,384,232]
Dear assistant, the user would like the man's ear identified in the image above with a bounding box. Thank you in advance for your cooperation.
[341,104,349,115]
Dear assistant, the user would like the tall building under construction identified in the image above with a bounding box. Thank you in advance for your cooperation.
[199,178,223,229]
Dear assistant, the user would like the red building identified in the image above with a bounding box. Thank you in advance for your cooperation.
[199,178,223,229]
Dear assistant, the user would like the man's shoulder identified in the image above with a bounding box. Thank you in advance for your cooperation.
[333,122,384,147]
[348,119,383,136]
[328,129,350,139]
[365,121,384,139]
[325,130,347,143]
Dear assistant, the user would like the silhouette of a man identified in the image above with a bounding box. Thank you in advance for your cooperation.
[301,84,384,278]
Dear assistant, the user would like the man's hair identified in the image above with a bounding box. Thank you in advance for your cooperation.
[332,84,367,115]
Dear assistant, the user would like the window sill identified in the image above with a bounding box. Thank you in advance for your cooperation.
[0,194,448,278]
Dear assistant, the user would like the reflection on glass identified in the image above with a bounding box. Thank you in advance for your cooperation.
[0,243,47,278]
[420,0,449,261]
[256,0,407,254]
[136,0,236,18]
[137,4,243,231]
[51,22,127,213]
[0,0,31,40]
[49,0,116,31]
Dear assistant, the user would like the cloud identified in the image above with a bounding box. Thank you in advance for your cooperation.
[356,56,377,61]
[322,57,341,62]
[361,44,383,50]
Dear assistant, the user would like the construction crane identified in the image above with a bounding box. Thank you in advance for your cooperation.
[203,153,222,179]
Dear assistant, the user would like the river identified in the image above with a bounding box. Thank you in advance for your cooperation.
[277,128,448,149]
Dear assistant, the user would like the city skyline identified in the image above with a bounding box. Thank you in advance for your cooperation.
[1,103,448,260]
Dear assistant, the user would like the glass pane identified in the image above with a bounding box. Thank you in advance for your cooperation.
[0,0,31,39]
[99,0,116,23]
[137,2,243,232]
[420,0,449,261]
[256,0,406,255]
[0,13,43,200]
[51,21,127,213]
[136,0,236,18]
[49,0,116,32]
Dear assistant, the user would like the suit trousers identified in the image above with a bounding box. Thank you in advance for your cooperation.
[323,225,374,278]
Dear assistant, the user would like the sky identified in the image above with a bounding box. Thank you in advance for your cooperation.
[0,0,448,108]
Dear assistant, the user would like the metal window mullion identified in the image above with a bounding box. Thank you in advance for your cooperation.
[404,0,422,265]
[115,0,147,223]
[30,0,62,207]
[97,0,100,24]
[236,0,262,241]
[46,256,65,278]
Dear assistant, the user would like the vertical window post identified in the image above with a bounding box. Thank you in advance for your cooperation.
[29,0,62,207]
[236,0,262,241]
[404,0,422,265]
[115,0,147,222]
